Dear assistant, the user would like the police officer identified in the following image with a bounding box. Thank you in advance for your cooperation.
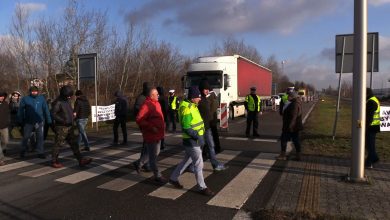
[365,88,381,168]
[168,89,179,133]
[245,87,261,137]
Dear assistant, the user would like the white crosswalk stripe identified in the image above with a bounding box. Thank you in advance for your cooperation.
[55,152,140,184]
[0,143,109,173]
[98,151,184,191]
[19,149,125,178]
[148,150,241,200]
[207,152,277,209]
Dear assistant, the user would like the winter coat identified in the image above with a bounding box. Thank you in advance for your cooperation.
[74,95,91,119]
[198,95,211,130]
[282,97,303,133]
[114,92,128,119]
[51,86,74,127]
[9,100,20,125]
[157,86,168,120]
[17,94,52,125]
[207,91,219,125]
[0,100,10,129]
[136,97,165,143]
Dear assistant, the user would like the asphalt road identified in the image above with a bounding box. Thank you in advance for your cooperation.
[0,101,315,220]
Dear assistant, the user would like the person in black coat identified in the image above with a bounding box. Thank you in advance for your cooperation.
[113,91,128,145]
[157,86,168,150]
[51,85,92,168]
[74,90,91,151]
[365,88,381,168]
[0,91,10,165]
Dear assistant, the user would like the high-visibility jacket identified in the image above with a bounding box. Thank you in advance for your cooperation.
[169,96,178,110]
[245,95,261,112]
[281,94,288,104]
[179,100,205,139]
[368,96,380,126]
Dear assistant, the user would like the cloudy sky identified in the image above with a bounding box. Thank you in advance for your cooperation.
[1,0,390,90]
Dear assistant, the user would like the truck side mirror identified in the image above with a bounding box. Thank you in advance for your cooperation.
[224,74,231,90]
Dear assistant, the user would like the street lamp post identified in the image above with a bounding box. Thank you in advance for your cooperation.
[281,60,287,75]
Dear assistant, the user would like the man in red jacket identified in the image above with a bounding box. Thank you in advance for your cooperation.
[134,88,167,185]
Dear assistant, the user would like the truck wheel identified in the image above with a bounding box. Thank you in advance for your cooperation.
[229,105,235,120]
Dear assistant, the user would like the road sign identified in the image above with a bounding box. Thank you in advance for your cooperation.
[335,32,378,73]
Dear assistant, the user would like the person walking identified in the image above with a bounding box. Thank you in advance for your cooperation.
[276,91,303,161]
[198,80,226,171]
[74,90,91,151]
[208,89,222,154]
[113,91,128,145]
[17,86,52,159]
[133,82,151,171]
[157,86,168,150]
[51,85,92,168]
[365,88,381,168]
[134,88,167,184]
[8,91,22,139]
[167,89,179,133]
[169,86,215,196]
[245,87,261,137]
[0,91,10,165]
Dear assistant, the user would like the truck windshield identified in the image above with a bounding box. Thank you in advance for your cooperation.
[186,71,223,89]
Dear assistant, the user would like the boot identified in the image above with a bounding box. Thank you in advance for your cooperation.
[79,157,92,167]
[52,158,64,168]
[276,152,287,160]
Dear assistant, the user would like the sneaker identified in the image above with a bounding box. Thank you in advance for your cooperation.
[37,154,46,159]
[83,147,90,152]
[51,162,64,168]
[214,164,228,172]
[154,176,168,185]
[199,188,215,196]
[79,158,92,167]
[169,179,183,189]
[132,162,140,174]
[0,161,6,166]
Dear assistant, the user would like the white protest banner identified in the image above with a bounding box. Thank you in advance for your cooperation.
[91,104,116,122]
[380,106,390,131]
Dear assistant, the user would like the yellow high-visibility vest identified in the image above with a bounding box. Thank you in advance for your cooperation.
[245,95,261,112]
[179,100,205,139]
[368,96,380,126]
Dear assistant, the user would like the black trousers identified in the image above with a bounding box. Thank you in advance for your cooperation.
[113,117,127,143]
[246,111,259,135]
[167,110,177,131]
[280,131,301,153]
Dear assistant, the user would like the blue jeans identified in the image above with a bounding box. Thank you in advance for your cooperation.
[204,129,221,168]
[76,118,89,147]
[139,141,161,178]
[22,122,44,154]
[365,130,379,165]
[170,144,207,190]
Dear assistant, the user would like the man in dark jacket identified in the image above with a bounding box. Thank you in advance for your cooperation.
[198,80,226,171]
[157,86,168,150]
[51,85,92,168]
[113,91,128,145]
[208,89,221,153]
[0,91,10,166]
[17,86,52,159]
[74,90,91,151]
[276,91,303,161]
[365,88,381,168]
[8,91,22,139]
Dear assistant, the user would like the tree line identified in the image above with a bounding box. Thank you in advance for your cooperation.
[0,1,316,106]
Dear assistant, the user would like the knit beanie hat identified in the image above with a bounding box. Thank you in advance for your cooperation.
[188,86,201,99]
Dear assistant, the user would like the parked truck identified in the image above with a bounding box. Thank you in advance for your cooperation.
[183,55,272,119]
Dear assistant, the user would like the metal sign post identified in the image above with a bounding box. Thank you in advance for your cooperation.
[350,0,367,182]
[77,53,98,131]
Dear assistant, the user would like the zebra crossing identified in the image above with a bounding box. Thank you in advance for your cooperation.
[1,137,280,210]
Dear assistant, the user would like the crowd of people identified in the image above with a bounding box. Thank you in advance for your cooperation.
[0,81,381,197]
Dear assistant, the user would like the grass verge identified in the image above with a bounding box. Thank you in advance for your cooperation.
[302,95,390,161]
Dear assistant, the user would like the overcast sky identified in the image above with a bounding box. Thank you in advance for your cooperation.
[1,0,390,90]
